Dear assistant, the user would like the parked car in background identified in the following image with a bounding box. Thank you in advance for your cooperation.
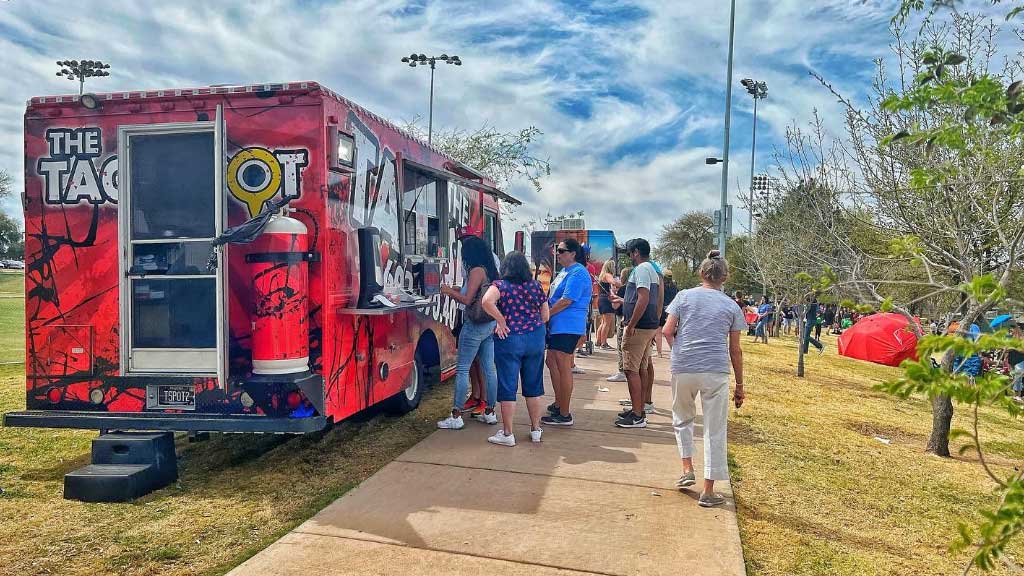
[5,260,24,270]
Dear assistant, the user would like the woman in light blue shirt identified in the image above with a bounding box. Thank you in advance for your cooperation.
[542,238,592,427]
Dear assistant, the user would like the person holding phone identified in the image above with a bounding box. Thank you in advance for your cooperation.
[438,235,500,429]
[662,250,746,508]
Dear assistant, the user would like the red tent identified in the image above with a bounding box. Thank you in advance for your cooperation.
[838,313,920,367]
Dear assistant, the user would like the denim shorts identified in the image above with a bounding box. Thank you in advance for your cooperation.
[495,325,546,402]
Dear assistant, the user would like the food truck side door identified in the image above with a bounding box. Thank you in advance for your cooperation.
[117,112,228,386]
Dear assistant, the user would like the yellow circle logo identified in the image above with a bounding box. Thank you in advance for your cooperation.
[227,147,282,217]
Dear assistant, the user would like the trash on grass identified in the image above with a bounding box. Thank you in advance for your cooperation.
[874,436,891,445]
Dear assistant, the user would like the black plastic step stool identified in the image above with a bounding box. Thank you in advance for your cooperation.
[64,432,178,502]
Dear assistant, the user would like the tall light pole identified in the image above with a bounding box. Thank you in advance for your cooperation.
[400,53,462,145]
[56,59,111,96]
[741,78,767,234]
[716,0,737,255]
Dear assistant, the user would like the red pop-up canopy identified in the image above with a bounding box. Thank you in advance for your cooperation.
[838,313,920,367]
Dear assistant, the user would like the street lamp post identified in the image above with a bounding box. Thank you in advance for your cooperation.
[740,78,768,234]
[56,60,111,96]
[400,53,462,146]
[716,0,737,256]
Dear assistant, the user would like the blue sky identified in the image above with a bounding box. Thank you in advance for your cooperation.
[0,0,926,242]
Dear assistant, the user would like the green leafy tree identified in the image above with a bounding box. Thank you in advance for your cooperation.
[402,119,550,222]
[771,12,1024,458]
[865,13,1024,457]
[0,170,18,259]
[877,2,1024,571]
[653,211,715,274]
[722,235,761,297]
[400,120,551,251]
[0,213,22,259]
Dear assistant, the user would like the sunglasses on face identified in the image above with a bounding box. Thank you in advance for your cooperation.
[556,248,570,254]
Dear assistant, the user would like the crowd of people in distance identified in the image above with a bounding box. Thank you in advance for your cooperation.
[437,226,745,507]
[731,295,868,353]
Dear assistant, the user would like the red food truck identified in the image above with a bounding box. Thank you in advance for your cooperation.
[4,81,520,436]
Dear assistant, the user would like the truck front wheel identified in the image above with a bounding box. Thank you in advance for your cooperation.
[384,353,424,415]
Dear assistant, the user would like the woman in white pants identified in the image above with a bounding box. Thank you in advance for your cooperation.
[662,249,746,508]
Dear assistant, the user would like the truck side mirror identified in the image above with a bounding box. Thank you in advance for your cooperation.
[514,231,525,253]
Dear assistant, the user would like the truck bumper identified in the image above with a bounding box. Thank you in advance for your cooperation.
[3,410,327,434]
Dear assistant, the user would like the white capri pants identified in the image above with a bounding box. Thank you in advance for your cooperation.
[671,372,731,481]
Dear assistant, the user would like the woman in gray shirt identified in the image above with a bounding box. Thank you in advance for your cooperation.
[662,250,746,508]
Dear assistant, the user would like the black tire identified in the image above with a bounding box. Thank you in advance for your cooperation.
[384,353,424,415]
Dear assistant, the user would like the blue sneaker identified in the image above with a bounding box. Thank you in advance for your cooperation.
[541,413,574,427]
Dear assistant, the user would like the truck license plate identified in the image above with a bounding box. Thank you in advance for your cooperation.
[147,385,196,410]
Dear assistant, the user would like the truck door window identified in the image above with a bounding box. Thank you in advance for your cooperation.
[402,167,445,257]
[130,133,215,239]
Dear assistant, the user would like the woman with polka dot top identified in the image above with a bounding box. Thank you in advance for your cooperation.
[481,251,550,447]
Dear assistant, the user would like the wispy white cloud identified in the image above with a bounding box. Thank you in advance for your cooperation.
[0,0,924,244]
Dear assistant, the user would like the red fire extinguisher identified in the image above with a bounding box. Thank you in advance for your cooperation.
[247,211,311,375]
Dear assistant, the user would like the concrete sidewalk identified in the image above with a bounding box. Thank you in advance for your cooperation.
[228,346,746,576]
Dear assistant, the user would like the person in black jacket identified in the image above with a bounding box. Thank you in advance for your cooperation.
[656,270,680,357]
[802,294,825,354]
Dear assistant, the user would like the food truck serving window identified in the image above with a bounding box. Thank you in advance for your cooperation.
[402,167,446,257]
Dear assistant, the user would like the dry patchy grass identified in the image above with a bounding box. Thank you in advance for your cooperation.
[6,323,1024,576]
[733,334,1024,575]
[0,364,454,576]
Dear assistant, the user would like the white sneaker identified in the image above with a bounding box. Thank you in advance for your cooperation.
[474,411,498,425]
[644,402,655,413]
[606,373,627,382]
[530,428,543,443]
[572,366,585,374]
[437,415,464,430]
[488,430,516,447]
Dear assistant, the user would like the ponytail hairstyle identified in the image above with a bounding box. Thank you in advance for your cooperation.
[699,249,729,285]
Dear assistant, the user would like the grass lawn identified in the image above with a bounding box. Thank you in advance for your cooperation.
[0,269,24,295]
[733,333,1024,575]
[3,296,1024,575]
[0,271,24,364]
[0,365,454,576]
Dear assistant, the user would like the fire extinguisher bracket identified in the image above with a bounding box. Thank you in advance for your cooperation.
[245,251,321,264]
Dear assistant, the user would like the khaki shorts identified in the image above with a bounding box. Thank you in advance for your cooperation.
[623,328,657,373]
